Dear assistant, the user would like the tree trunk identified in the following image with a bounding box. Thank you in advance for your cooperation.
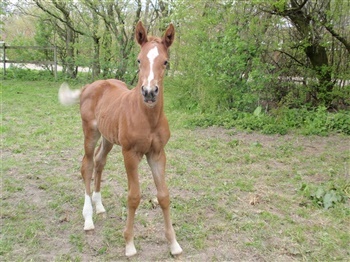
[276,0,334,107]
[143,0,151,29]
[102,26,112,78]
[92,35,101,79]
[305,44,333,106]
[66,25,77,78]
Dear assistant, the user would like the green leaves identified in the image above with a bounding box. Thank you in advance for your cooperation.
[179,102,350,136]
[253,106,262,117]
[301,184,347,209]
[322,190,344,210]
[314,188,346,210]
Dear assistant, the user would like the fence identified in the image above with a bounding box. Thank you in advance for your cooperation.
[1,43,57,79]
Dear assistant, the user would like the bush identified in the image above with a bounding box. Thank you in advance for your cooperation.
[183,105,350,136]
[326,111,350,135]
[300,107,350,135]
[2,67,55,81]
[1,67,94,83]
[261,124,288,135]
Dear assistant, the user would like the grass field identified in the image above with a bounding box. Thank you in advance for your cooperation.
[1,79,349,261]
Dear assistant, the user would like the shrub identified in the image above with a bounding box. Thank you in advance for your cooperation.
[261,124,288,135]
[326,111,350,135]
[182,106,350,136]
[3,67,56,81]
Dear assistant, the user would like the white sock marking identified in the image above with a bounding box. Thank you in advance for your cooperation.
[83,193,94,230]
[170,240,183,256]
[146,46,159,90]
[125,241,137,257]
[92,191,106,214]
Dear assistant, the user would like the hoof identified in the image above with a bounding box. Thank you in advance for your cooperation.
[125,242,137,257]
[170,241,183,256]
[98,212,107,219]
[92,192,106,214]
[96,204,106,215]
[84,220,95,231]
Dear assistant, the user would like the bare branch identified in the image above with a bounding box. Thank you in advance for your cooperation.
[273,49,305,67]
[33,0,86,36]
[324,24,350,53]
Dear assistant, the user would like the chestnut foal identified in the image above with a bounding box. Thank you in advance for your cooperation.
[59,21,182,257]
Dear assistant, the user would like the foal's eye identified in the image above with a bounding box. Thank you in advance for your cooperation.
[164,60,168,66]
[137,59,140,64]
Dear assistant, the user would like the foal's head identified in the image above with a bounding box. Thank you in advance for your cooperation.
[135,21,175,107]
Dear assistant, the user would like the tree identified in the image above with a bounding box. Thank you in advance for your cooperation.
[84,0,142,80]
[259,0,350,107]
[0,0,10,26]
[171,0,273,112]
[4,0,349,111]
[73,2,102,79]
[33,0,82,78]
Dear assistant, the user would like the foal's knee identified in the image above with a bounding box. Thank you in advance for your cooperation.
[157,192,170,209]
[128,193,141,209]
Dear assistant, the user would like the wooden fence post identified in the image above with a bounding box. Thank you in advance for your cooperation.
[2,43,5,78]
[54,46,57,80]
[0,45,57,79]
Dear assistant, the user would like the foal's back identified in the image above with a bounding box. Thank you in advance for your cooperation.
[80,79,129,143]
[80,79,129,115]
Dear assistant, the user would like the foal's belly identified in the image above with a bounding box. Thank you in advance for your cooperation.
[96,115,167,154]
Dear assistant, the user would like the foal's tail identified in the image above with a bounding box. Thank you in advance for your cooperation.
[58,83,81,106]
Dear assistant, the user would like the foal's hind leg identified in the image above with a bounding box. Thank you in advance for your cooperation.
[92,137,113,214]
[81,123,101,230]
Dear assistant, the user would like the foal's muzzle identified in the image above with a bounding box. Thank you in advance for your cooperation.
[141,85,159,104]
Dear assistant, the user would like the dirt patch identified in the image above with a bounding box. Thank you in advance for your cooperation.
[195,126,349,152]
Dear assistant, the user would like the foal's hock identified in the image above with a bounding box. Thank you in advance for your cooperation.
[58,21,182,257]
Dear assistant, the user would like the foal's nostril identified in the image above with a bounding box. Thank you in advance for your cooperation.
[141,86,147,96]
[142,86,159,99]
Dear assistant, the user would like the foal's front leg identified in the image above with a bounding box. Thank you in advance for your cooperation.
[146,150,183,256]
[122,149,142,257]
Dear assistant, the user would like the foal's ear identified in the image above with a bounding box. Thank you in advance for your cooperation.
[135,21,148,46]
[162,24,175,48]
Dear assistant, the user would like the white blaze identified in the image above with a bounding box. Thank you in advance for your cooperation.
[146,46,159,90]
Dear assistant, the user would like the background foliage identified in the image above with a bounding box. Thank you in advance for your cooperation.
[1,0,350,133]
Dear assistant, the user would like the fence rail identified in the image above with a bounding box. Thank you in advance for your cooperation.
[1,44,57,79]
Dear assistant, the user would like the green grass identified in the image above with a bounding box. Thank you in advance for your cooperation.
[1,79,349,261]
